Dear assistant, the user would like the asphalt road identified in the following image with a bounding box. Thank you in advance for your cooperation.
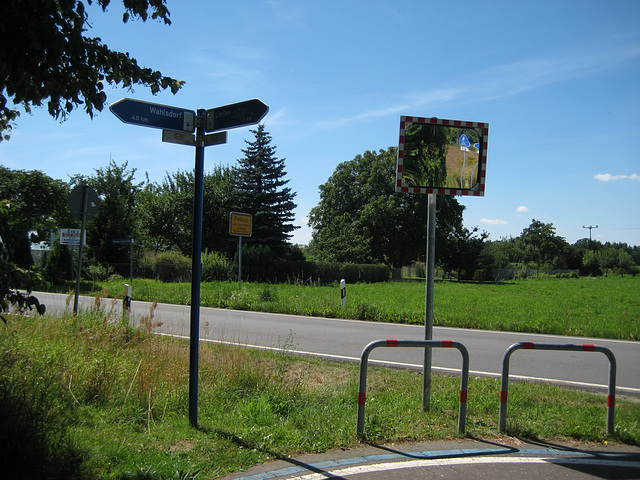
[34,291,640,397]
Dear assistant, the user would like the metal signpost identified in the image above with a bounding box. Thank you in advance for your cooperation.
[229,212,253,290]
[424,193,436,410]
[68,184,100,315]
[395,116,489,410]
[111,97,268,428]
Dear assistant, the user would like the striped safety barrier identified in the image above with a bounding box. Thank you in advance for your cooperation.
[357,339,469,438]
[498,342,617,434]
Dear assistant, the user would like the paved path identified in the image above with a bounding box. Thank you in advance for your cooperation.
[216,438,640,480]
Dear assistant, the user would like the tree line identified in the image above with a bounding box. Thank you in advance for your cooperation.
[1,126,301,288]
[3,137,638,300]
[307,147,639,280]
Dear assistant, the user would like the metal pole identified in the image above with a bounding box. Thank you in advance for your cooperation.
[189,109,206,428]
[582,225,598,244]
[423,193,436,411]
[73,185,89,315]
[238,236,242,290]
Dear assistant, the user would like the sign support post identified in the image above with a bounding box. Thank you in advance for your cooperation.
[111,97,268,429]
[423,193,436,411]
[229,212,253,291]
[73,186,89,315]
[189,109,206,428]
[68,184,100,315]
[238,236,243,290]
[394,116,488,412]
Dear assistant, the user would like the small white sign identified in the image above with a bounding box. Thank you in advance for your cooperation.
[59,228,85,246]
[162,129,196,146]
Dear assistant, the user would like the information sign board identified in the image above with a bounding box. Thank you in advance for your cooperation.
[206,99,268,132]
[59,228,84,246]
[110,98,196,132]
[229,212,252,236]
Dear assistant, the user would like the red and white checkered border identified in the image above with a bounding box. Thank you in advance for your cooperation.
[396,116,488,197]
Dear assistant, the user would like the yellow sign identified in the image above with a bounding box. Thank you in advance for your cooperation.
[229,212,252,236]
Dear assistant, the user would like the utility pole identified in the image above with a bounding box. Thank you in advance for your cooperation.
[582,225,598,244]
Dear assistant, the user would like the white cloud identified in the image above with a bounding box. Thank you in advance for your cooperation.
[480,218,508,225]
[313,102,410,129]
[313,36,640,131]
[594,173,640,181]
[516,206,530,213]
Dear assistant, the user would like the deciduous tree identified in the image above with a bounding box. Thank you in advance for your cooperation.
[308,147,468,268]
[138,166,238,256]
[0,166,70,267]
[1,0,183,140]
[517,219,570,268]
[71,160,142,274]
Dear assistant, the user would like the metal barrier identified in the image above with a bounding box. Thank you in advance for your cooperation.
[357,339,469,438]
[499,342,617,434]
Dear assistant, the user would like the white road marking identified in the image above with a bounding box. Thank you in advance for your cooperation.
[285,456,640,480]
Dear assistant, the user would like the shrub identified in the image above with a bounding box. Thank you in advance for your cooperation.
[235,244,275,282]
[202,250,231,281]
[42,242,73,284]
[238,259,390,284]
[137,255,155,279]
[154,251,191,282]
[85,264,110,281]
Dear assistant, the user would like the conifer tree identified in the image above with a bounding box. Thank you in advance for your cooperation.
[235,125,298,259]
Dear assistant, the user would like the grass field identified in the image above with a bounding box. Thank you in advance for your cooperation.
[73,275,640,340]
[1,311,638,479]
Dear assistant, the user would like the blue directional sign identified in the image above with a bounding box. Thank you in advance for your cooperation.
[206,99,269,132]
[459,134,470,148]
[110,98,196,133]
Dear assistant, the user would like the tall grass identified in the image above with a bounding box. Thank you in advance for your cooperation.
[80,275,640,340]
[1,308,639,479]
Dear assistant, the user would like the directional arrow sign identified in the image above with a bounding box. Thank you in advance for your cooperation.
[110,98,196,133]
[203,131,227,146]
[205,99,269,132]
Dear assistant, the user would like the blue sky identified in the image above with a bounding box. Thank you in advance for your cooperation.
[2,0,639,246]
